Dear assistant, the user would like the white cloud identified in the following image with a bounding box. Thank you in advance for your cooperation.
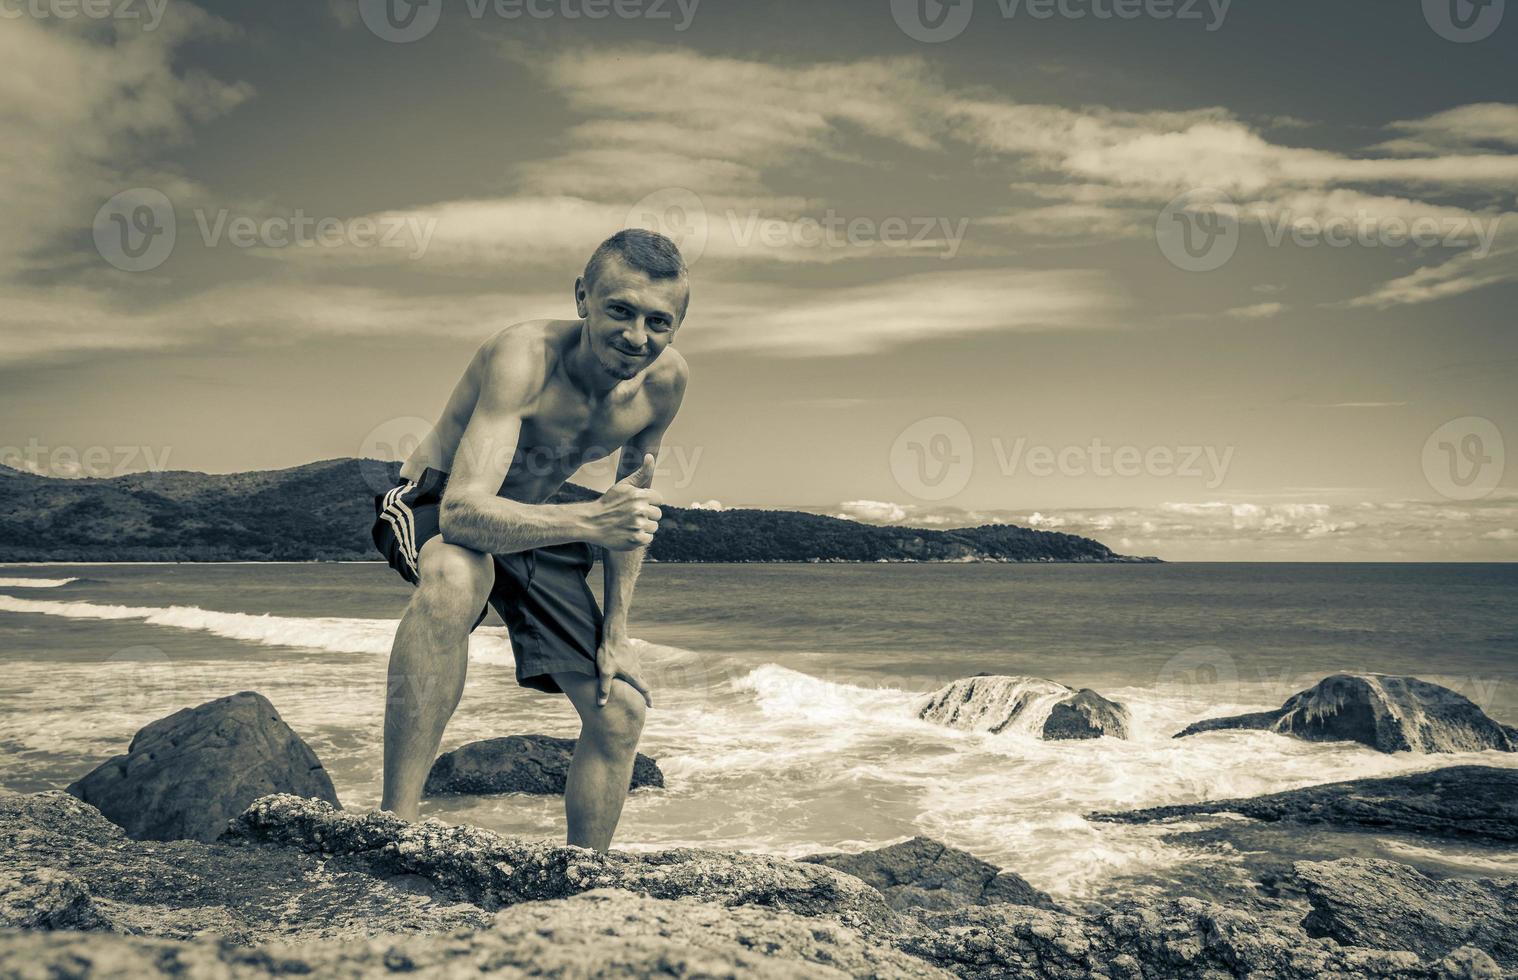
[835,500,912,524]
[1223,302,1286,319]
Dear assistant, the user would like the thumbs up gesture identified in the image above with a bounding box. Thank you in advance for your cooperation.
[589,453,663,551]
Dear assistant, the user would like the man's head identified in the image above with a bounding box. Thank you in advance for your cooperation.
[575,229,690,381]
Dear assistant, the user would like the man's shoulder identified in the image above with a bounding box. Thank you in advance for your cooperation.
[476,320,572,385]
[649,346,690,391]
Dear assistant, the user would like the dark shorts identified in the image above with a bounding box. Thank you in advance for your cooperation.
[371,467,603,695]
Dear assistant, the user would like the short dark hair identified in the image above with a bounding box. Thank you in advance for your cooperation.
[583,229,689,303]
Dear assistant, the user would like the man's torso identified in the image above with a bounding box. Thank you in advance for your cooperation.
[400,319,680,502]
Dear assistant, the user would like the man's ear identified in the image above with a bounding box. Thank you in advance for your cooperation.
[574,276,589,318]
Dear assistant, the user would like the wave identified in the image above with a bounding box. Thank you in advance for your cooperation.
[0,594,521,666]
[0,577,79,589]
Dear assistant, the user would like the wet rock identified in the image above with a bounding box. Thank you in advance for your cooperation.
[916,675,1130,740]
[1042,688,1130,740]
[424,734,664,797]
[67,691,340,842]
[1173,674,1518,753]
[0,790,490,942]
[1090,765,1518,843]
[801,836,1056,912]
[1297,858,1518,968]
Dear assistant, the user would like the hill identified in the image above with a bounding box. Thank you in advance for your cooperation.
[0,459,1159,563]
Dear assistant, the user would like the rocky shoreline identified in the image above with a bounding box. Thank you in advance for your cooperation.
[4,790,1514,978]
[5,673,1517,977]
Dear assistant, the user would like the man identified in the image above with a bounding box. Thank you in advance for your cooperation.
[371,229,690,851]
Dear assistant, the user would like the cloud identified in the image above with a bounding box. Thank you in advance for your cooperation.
[1223,302,1286,319]
[835,500,912,524]
[1381,104,1518,154]
[819,495,1518,560]
[690,268,1124,357]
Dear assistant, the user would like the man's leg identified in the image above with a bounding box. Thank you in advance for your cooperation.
[552,670,647,851]
[382,538,494,820]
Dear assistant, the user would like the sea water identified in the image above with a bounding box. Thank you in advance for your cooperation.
[2,562,1514,899]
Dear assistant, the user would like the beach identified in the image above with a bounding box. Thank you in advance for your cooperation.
[4,561,1515,902]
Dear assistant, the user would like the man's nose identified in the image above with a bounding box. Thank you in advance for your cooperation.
[623,321,649,348]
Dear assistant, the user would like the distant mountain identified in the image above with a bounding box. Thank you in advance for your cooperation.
[0,458,1159,563]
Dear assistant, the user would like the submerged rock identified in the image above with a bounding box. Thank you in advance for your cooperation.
[424,734,664,797]
[1297,859,1518,968]
[801,836,1056,912]
[66,691,340,842]
[915,675,1130,740]
[1089,765,1518,843]
[1173,674,1518,753]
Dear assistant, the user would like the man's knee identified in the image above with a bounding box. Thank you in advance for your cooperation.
[581,683,646,755]
[410,543,493,630]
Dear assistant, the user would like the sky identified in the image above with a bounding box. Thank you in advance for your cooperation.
[1,0,1515,560]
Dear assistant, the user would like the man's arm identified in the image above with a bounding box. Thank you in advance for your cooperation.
[595,365,687,708]
[437,338,658,556]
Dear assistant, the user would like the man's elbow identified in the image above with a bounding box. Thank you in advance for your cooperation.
[437,496,480,548]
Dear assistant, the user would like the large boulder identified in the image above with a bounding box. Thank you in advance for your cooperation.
[915,675,1130,740]
[424,734,664,797]
[1090,765,1518,843]
[801,836,1055,912]
[1297,859,1518,968]
[67,692,340,843]
[1174,674,1518,753]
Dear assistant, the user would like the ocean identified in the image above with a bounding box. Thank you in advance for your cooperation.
[2,562,1515,901]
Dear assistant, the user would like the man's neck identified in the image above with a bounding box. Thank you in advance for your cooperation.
[564,320,622,398]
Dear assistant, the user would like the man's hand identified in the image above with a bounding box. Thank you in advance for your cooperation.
[588,453,662,551]
[596,633,653,708]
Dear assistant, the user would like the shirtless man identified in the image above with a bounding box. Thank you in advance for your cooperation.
[370,229,689,850]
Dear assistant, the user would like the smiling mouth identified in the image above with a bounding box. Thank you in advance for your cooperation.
[611,345,647,358]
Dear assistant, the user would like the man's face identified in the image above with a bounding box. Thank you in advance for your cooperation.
[577,255,688,381]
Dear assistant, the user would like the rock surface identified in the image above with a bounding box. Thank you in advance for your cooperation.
[424,734,664,797]
[1298,858,1518,968]
[901,897,1506,980]
[916,675,1130,740]
[1042,688,1130,740]
[0,888,953,979]
[1090,765,1518,843]
[225,794,894,932]
[801,836,1056,911]
[0,790,490,942]
[66,691,340,842]
[1173,674,1518,753]
[3,788,1511,978]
